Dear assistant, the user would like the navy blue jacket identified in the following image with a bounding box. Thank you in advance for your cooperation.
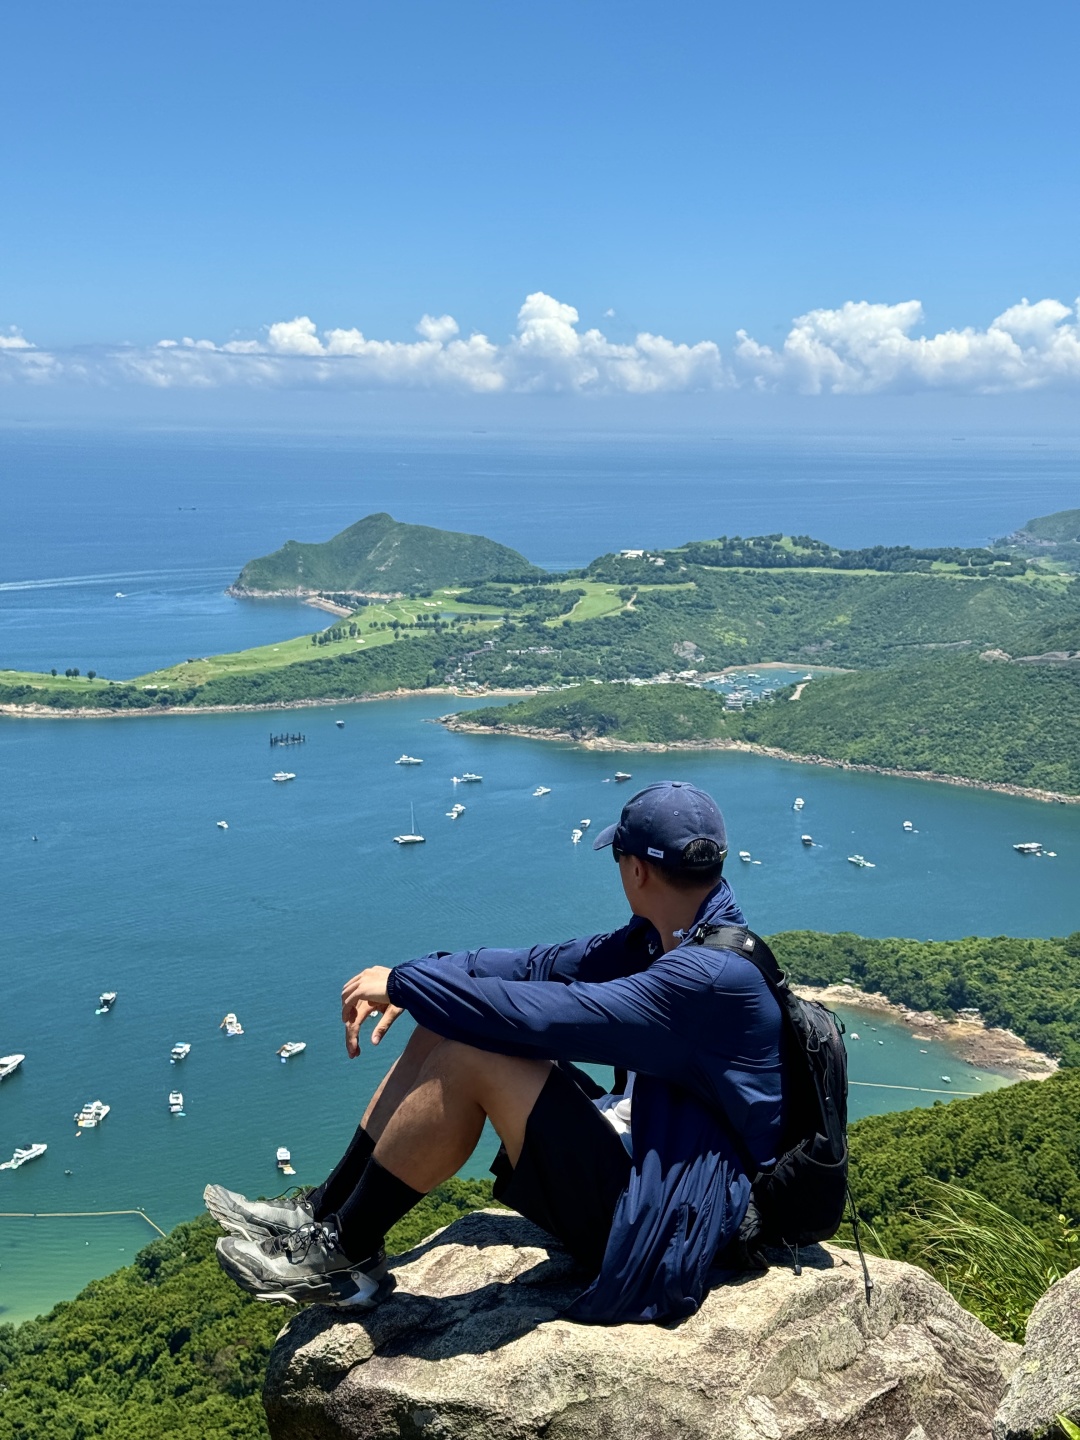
[385,879,785,1324]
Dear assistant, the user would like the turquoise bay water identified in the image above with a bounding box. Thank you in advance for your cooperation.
[3,695,1077,1323]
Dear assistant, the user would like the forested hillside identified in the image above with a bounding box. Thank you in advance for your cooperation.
[232,513,539,594]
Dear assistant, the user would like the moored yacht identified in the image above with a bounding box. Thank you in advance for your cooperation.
[847,854,875,868]
[216,820,229,829]
[168,1090,184,1114]
[0,1053,25,1081]
[445,802,466,819]
[277,1042,307,1061]
[738,850,752,863]
[220,1012,244,1036]
[532,786,551,797]
[395,754,423,766]
[170,1043,191,1064]
[792,797,805,811]
[276,1146,295,1175]
[579,818,591,829]
[75,1100,110,1128]
[614,771,632,782]
[453,772,483,784]
[393,802,425,844]
[1013,841,1043,855]
[96,992,117,1014]
[335,720,345,728]
[0,1142,47,1170]
[272,771,296,783]
[902,820,915,832]
[801,835,814,846]
[571,828,583,844]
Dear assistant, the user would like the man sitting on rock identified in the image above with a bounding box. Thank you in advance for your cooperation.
[206,780,787,1324]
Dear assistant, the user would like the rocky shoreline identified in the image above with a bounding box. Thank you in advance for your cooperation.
[439,716,1080,805]
[794,982,1058,1082]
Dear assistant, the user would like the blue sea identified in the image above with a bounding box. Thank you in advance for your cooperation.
[1,425,1078,1325]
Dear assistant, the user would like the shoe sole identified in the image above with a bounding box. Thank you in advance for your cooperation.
[215,1238,393,1308]
[203,1184,309,1243]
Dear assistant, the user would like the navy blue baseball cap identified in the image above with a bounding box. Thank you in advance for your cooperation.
[592,781,728,871]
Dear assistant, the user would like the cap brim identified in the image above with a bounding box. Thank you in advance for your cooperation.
[592,823,618,851]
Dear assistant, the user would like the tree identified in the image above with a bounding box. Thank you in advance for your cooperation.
[50,668,57,677]
[87,671,96,681]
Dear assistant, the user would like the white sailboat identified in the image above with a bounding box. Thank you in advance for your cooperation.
[393,803,425,844]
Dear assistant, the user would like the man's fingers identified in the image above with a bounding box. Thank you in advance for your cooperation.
[371,1005,403,1046]
[345,1000,375,1058]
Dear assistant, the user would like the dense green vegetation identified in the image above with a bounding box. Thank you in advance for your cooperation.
[1018,508,1080,544]
[462,649,1080,794]
[775,929,1080,1066]
[0,1179,494,1440]
[233,513,539,595]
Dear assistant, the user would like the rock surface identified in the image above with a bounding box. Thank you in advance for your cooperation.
[264,1210,1019,1440]
[994,1265,1080,1440]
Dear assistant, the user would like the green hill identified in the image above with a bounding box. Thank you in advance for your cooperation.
[459,652,1080,794]
[232,513,540,595]
[1020,508,1080,544]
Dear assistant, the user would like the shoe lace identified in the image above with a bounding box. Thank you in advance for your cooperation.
[268,1221,339,1262]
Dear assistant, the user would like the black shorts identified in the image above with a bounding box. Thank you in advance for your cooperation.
[490,1062,633,1276]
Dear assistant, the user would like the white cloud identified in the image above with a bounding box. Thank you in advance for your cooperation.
[4,294,1080,396]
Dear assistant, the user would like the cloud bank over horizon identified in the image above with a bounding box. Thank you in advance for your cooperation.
[3,293,1080,398]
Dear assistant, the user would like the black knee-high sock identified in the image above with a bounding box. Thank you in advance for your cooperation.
[332,1158,425,1263]
[307,1123,376,1221]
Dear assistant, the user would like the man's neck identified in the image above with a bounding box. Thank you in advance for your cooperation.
[647,889,716,953]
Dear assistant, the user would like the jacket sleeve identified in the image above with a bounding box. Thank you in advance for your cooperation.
[408,920,652,986]
[386,950,706,1082]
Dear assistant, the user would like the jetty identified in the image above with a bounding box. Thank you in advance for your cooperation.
[270,732,306,747]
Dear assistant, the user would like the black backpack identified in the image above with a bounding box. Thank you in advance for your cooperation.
[689,924,868,1293]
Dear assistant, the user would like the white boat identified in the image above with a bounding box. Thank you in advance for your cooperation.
[168,1090,184,1114]
[395,754,423,766]
[216,820,229,830]
[394,802,425,845]
[532,786,551,797]
[579,818,591,829]
[851,1033,860,1041]
[220,1012,244,1036]
[453,772,483,784]
[738,850,752,863]
[793,797,805,811]
[170,1043,191,1064]
[801,835,814,846]
[0,1053,25,1081]
[940,1076,952,1084]
[335,720,345,728]
[272,771,296,783]
[1013,841,1043,855]
[277,1042,307,1061]
[115,591,126,598]
[801,673,813,681]
[75,1100,110,1128]
[571,828,583,844]
[902,820,915,832]
[614,772,632,782]
[96,992,117,1014]
[848,854,876,868]
[276,1146,295,1175]
[0,1142,47,1171]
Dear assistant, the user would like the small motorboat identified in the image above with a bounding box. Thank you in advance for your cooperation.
[0,1053,25,1081]
[335,720,345,728]
[848,854,875,868]
[75,1100,110,1128]
[277,1042,307,1062]
[1013,841,1043,855]
[579,818,591,829]
[940,1076,952,1084]
[850,1033,860,1041]
[0,1143,47,1170]
[168,1090,185,1114]
[532,786,551,797]
[272,771,296,783]
[571,828,583,844]
[902,820,915,832]
[793,797,805,811]
[614,772,632,782]
[96,992,117,1014]
[170,1043,191,1064]
[220,1012,244,1036]
[445,802,466,819]
[276,1146,295,1175]
[216,820,229,830]
[395,754,423,766]
[801,834,814,846]
[738,850,752,863]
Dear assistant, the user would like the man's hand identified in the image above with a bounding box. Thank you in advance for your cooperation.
[341,966,399,1058]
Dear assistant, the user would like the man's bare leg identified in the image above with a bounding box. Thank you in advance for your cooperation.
[361,1024,445,1140]
[371,1039,552,1191]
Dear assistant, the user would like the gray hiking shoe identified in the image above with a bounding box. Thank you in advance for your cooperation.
[203,1183,315,1243]
[215,1220,390,1308]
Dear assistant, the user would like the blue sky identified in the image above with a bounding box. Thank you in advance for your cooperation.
[2,0,1079,419]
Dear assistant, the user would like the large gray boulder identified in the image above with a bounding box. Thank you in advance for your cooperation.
[994,1265,1080,1440]
[264,1210,1018,1440]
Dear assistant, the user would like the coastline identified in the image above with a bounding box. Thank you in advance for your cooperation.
[793,982,1059,1083]
[0,687,537,722]
[438,717,1080,805]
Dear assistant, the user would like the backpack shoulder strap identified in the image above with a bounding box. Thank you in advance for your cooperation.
[688,923,787,990]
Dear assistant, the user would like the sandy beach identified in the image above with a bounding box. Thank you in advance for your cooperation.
[794,982,1059,1082]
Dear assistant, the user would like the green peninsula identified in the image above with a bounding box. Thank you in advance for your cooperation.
[230,512,540,595]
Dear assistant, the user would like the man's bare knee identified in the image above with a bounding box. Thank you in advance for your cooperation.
[422,1041,551,1165]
